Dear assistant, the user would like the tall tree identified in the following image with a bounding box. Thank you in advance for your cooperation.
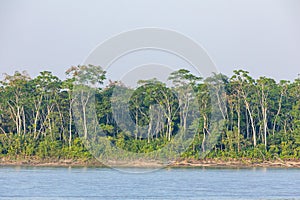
[168,69,201,134]
[1,71,31,136]
[66,65,106,139]
[257,77,276,148]
[231,70,257,147]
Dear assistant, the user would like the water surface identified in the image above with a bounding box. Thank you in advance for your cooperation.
[0,166,299,199]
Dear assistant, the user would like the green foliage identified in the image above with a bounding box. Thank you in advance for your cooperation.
[0,68,299,161]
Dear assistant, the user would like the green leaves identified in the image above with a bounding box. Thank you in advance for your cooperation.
[66,64,106,87]
[0,67,300,161]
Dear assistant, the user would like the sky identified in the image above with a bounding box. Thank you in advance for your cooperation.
[0,0,300,83]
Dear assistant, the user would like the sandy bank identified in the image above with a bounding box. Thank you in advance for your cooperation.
[1,158,300,168]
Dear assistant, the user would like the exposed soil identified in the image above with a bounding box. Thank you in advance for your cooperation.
[1,157,300,168]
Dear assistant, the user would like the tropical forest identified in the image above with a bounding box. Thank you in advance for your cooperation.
[0,65,300,164]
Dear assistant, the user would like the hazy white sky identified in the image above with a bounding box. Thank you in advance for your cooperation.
[0,0,300,81]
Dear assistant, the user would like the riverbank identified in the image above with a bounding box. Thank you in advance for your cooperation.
[1,157,300,168]
[172,158,300,168]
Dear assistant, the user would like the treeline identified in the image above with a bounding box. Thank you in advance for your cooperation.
[0,65,299,161]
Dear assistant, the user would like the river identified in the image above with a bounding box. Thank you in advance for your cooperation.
[0,166,299,199]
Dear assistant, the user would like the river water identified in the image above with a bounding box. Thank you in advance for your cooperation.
[0,166,299,199]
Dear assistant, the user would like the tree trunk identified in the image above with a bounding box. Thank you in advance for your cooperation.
[237,102,241,152]
[272,93,283,135]
[69,102,72,148]
[244,100,256,147]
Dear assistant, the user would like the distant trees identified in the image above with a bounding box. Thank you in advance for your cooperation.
[66,65,106,139]
[0,66,299,161]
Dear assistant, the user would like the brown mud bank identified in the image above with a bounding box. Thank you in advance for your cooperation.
[1,158,300,168]
[171,158,300,168]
